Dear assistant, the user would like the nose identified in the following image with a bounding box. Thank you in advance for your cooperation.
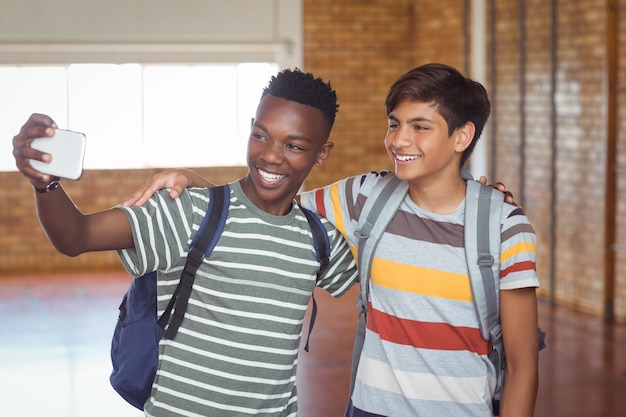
[388,126,411,150]
[259,141,284,165]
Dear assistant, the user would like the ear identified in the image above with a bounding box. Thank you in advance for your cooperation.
[315,142,334,166]
[454,121,475,153]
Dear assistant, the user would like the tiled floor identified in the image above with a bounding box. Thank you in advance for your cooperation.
[1,272,625,417]
[0,273,142,417]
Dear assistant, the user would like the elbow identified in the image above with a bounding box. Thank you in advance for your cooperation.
[53,243,84,258]
[60,247,83,257]
[48,235,86,258]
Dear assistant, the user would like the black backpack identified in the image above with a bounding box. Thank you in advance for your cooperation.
[109,184,330,410]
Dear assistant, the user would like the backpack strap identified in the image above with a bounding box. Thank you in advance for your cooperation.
[464,172,506,415]
[159,184,230,339]
[301,207,331,271]
[301,206,331,352]
[349,172,408,394]
[464,178,503,341]
[355,173,408,312]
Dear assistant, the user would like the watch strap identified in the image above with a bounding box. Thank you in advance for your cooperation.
[33,177,61,193]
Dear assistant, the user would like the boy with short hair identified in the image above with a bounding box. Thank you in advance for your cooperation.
[134,63,540,417]
[301,63,540,417]
[12,68,358,417]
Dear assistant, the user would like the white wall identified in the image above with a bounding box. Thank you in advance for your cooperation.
[0,0,302,67]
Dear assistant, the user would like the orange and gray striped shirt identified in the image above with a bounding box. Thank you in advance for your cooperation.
[300,171,539,417]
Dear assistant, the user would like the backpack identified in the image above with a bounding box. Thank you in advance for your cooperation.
[350,169,546,416]
[109,184,330,410]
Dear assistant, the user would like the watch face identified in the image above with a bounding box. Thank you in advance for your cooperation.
[35,180,60,193]
[47,181,60,192]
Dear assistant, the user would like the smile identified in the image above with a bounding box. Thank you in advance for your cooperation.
[395,154,420,162]
[259,168,286,182]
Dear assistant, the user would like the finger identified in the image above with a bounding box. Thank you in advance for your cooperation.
[503,191,522,209]
[494,182,506,192]
[16,114,57,140]
[478,176,487,185]
[121,188,153,207]
[169,177,190,199]
[13,142,51,163]
[26,113,58,129]
[120,193,140,207]
[14,146,51,181]
[19,160,53,183]
[13,118,56,161]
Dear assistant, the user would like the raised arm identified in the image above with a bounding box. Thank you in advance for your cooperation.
[13,114,134,256]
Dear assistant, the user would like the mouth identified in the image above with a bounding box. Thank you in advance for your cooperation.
[394,153,420,163]
[258,168,286,183]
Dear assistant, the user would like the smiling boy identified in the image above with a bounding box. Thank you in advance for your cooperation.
[300,63,540,417]
[12,68,358,417]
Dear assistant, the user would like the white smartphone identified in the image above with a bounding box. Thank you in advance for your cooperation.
[30,129,87,180]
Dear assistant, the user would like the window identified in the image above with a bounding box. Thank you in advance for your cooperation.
[0,62,279,171]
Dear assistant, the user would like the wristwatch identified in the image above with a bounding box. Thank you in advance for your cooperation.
[33,177,61,193]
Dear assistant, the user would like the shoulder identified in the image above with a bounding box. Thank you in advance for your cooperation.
[500,202,536,237]
[301,171,391,204]
[119,187,209,227]
[298,204,338,238]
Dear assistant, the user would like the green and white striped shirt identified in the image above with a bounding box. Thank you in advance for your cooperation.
[117,180,358,417]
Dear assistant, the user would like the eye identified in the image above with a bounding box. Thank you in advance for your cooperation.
[286,143,305,151]
[388,121,399,129]
[251,132,267,141]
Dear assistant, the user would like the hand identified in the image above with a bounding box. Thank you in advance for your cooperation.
[477,176,518,207]
[12,113,59,187]
[121,168,213,206]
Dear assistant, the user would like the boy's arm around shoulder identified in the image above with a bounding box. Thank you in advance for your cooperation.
[499,287,540,417]
[122,168,216,207]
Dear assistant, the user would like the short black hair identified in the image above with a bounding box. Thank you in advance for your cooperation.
[385,63,491,167]
[261,68,339,129]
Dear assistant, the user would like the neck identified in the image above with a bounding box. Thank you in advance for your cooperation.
[407,175,467,214]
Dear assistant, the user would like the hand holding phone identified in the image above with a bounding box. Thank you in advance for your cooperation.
[30,129,87,180]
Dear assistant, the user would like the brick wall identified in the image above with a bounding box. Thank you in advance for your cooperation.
[614,0,626,321]
[302,0,468,191]
[487,0,626,319]
[1,167,246,275]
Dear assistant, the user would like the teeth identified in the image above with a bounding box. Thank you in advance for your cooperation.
[396,154,419,161]
[259,169,285,182]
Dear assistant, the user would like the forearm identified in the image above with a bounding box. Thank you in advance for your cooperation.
[500,361,538,417]
[33,184,90,256]
[499,288,540,417]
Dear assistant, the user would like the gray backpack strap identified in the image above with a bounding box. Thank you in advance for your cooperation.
[349,173,408,395]
[355,174,408,306]
[464,175,506,414]
[465,179,504,340]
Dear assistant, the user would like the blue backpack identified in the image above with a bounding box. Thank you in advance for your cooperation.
[351,169,546,415]
[109,184,330,410]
